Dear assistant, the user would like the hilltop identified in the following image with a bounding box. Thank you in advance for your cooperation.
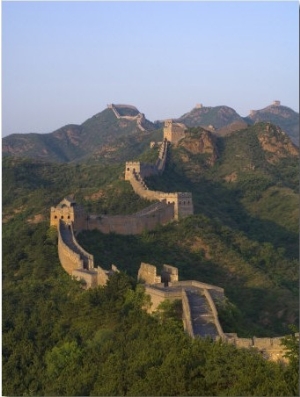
[175,101,299,144]
[2,101,299,163]
[2,104,161,163]
[245,101,299,145]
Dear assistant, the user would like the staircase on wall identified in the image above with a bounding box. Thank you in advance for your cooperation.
[186,289,219,339]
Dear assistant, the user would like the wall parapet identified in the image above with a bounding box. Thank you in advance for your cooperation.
[68,222,94,269]
[224,333,299,362]
[203,289,226,340]
[169,280,224,293]
[182,289,194,338]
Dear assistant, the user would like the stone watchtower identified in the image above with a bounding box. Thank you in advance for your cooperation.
[163,120,186,145]
[50,197,87,233]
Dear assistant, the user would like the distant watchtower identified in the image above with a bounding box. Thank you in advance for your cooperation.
[272,100,281,106]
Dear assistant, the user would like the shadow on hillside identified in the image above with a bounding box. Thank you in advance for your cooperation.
[77,227,298,338]
[191,178,298,259]
[146,164,297,259]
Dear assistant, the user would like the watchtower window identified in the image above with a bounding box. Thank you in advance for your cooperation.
[61,216,64,219]
[67,216,70,219]
[54,215,57,219]
[127,168,130,171]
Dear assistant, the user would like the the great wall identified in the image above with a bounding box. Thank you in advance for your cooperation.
[107,104,147,131]
[50,114,296,362]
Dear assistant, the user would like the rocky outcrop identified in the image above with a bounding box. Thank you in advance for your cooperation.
[179,129,218,165]
[257,124,298,163]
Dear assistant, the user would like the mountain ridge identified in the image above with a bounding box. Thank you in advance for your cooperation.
[2,102,298,162]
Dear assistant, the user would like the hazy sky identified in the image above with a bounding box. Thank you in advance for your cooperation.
[2,1,299,137]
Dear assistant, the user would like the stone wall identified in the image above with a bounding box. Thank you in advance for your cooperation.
[108,104,146,131]
[57,222,83,274]
[72,269,98,289]
[125,138,193,220]
[128,174,193,220]
[57,219,112,288]
[87,201,174,235]
[143,285,183,313]
[155,138,169,173]
[224,333,297,362]
[68,222,94,269]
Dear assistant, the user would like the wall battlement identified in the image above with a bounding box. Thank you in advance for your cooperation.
[125,139,193,220]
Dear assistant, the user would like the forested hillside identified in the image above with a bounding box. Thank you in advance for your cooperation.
[2,121,299,395]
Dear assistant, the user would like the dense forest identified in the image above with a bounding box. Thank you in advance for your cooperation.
[2,222,299,396]
[2,122,299,395]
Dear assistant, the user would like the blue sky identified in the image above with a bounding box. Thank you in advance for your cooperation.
[2,1,299,136]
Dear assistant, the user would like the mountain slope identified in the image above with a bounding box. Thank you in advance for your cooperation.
[3,121,298,337]
[2,106,160,163]
[174,103,298,143]
[244,102,299,145]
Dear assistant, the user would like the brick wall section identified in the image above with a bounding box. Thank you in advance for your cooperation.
[87,201,175,235]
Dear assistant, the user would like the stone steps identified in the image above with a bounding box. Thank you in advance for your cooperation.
[186,289,219,339]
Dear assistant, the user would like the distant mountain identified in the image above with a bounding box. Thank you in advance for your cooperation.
[175,102,298,144]
[176,104,247,132]
[2,105,160,163]
[244,102,299,145]
[3,102,299,163]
